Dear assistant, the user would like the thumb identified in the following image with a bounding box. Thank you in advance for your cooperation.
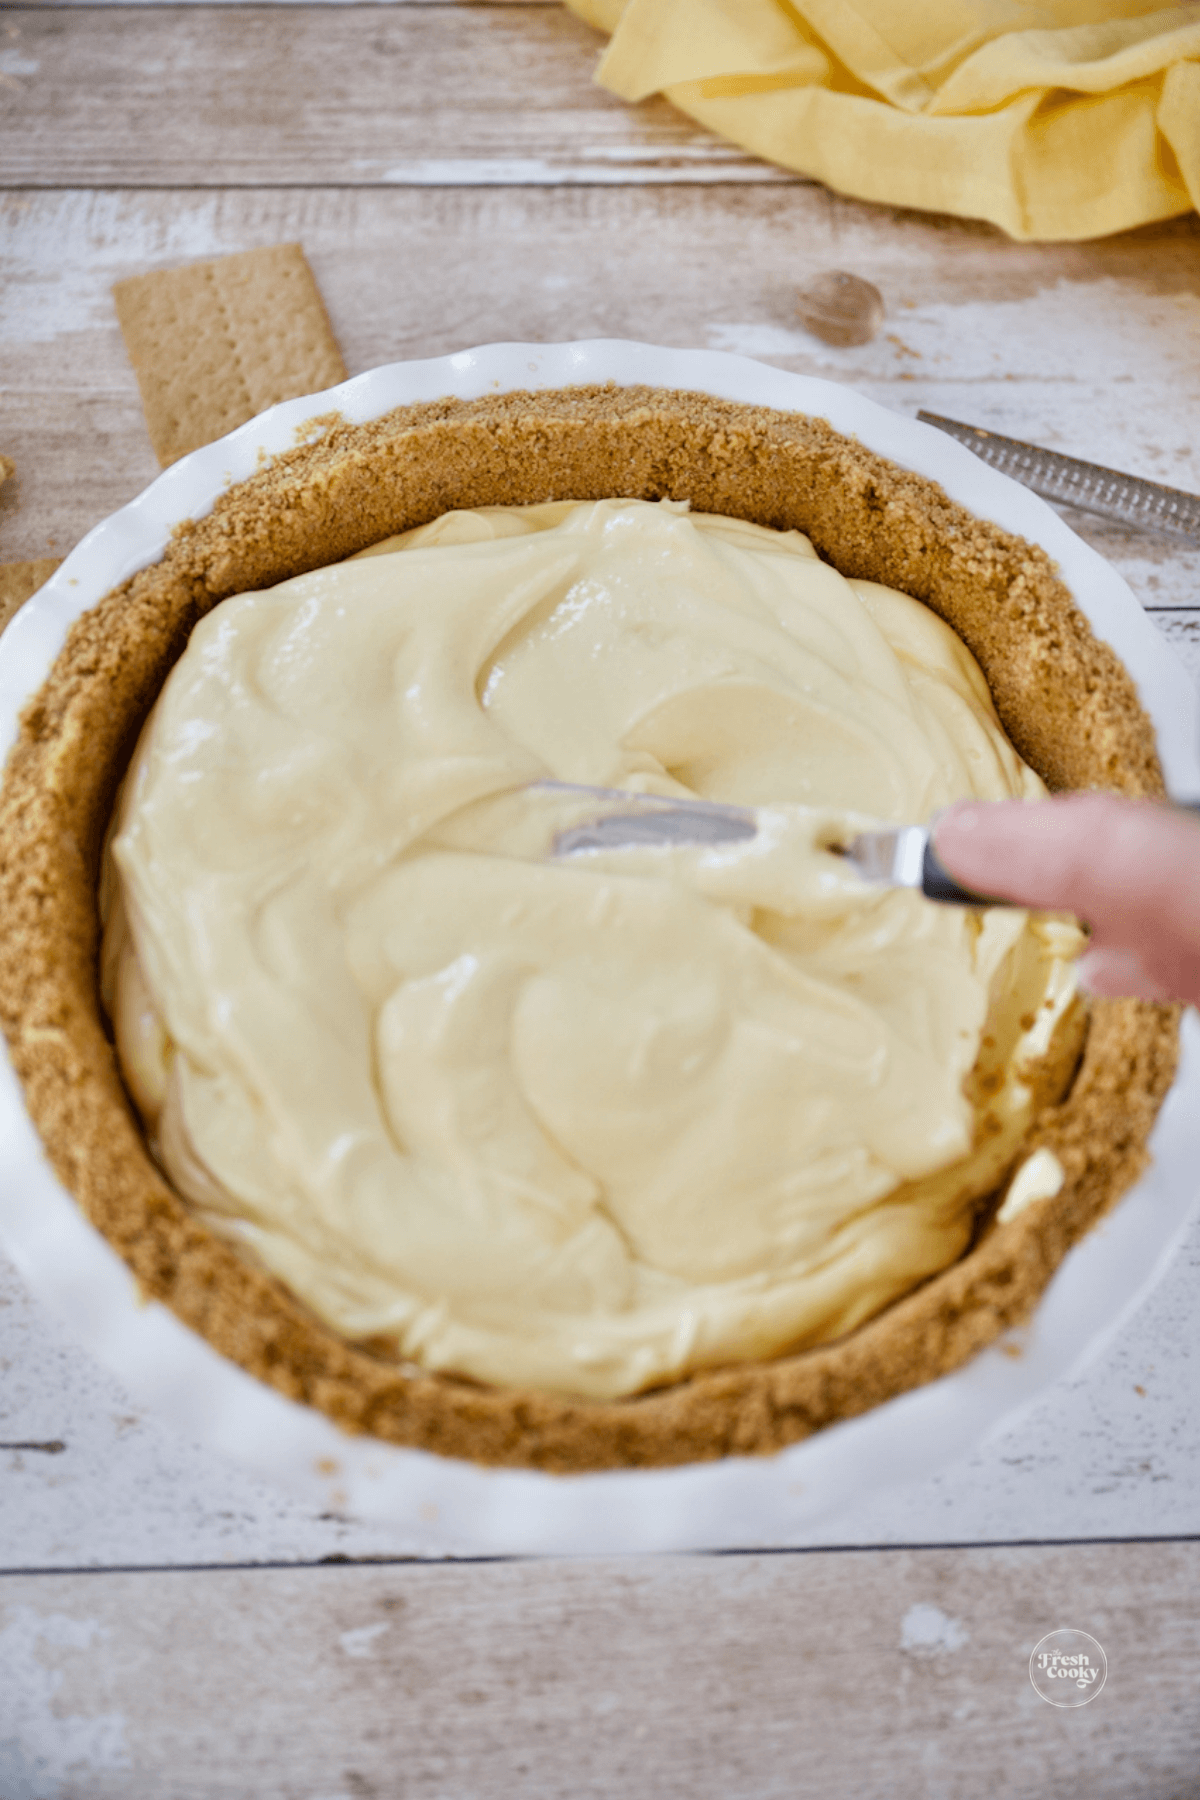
[934,793,1200,1006]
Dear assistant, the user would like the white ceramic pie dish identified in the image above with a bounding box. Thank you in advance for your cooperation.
[1,339,1198,1556]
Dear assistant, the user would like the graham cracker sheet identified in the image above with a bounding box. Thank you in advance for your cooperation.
[113,244,348,468]
[0,560,62,636]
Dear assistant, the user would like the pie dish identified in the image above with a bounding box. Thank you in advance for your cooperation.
[1,343,1197,1548]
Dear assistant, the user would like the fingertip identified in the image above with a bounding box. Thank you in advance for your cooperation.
[931,802,992,873]
[934,800,986,841]
[932,798,1038,900]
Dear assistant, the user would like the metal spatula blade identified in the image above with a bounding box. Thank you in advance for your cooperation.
[542,784,757,856]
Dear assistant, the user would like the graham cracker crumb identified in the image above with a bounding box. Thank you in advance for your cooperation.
[0,559,62,636]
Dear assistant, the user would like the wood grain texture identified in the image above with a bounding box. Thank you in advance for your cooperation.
[0,5,799,186]
[2,1546,1199,1796]
[1154,610,1200,670]
[3,1209,1200,1570]
[3,186,1198,623]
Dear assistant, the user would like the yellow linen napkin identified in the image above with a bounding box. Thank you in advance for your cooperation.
[566,0,1200,240]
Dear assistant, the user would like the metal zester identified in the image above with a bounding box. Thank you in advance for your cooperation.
[917,411,1200,545]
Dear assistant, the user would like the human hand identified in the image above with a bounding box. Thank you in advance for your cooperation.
[934,792,1200,1006]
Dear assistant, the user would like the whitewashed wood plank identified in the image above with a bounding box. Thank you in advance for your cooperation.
[1,1547,1197,1795]
[4,1207,1200,1569]
[3,187,1198,612]
[1148,608,1200,695]
[0,6,800,186]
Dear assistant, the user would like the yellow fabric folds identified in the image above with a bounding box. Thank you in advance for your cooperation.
[565,0,1200,240]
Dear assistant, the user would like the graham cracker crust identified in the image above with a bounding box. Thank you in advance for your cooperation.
[0,386,1179,1472]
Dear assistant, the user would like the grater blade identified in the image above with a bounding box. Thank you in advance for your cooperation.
[917,411,1200,545]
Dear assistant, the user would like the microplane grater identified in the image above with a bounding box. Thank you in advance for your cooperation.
[917,412,1200,545]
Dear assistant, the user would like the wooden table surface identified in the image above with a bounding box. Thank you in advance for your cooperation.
[3,4,1200,1793]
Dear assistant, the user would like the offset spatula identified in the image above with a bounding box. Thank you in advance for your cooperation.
[533,782,990,906]
[533,783,1200,908]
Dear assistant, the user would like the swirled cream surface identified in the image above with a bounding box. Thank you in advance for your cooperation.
[102,499,1082,1399]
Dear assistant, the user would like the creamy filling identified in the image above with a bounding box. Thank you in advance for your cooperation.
[101,498,1083,1399]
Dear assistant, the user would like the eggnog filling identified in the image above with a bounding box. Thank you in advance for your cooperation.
[101,498,1082,1400]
